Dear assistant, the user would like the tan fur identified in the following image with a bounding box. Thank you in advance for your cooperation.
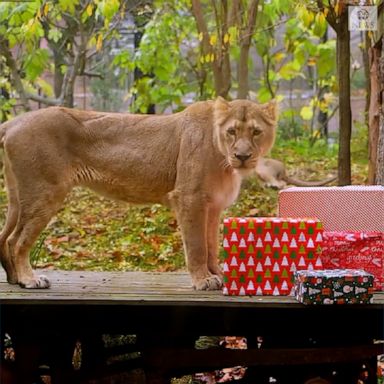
[255,157,337,189]
[0,97,277,290]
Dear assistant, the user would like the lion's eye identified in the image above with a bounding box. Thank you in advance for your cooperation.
[227,127,236,136]
[253,127,262,136]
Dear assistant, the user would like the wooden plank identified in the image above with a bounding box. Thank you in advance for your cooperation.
[0,270,383,307]
[143,344,384,374]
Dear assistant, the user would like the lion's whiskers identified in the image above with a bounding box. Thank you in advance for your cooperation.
[220,158,232,171]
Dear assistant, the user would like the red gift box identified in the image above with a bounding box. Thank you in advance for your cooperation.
[321,231,384,291]
[222,217,323,296]
[278,186,384,232]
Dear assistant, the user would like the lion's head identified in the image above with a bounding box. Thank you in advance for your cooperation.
[213,97,277,173]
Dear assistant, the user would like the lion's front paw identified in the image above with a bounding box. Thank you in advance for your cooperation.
[193,275,222,291]
[19,275,51,289]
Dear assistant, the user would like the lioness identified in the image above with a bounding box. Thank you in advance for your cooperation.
[255,157,337,189]
[0,97,277,290]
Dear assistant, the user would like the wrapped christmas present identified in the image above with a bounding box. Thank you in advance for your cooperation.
[278,186,384,232]
[294,269,374,305]
[321,231,384,291]
[222,217,323,296]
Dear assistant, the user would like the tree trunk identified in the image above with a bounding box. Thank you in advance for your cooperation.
[378,106,384,185]
[213,0,231,98]
[61,60,76,108]
[60,39,87,108]
[336,14,352,185]
[191,0,231,98]
[368,45,381,183]
[318,31,329,138]
[237,0,258,99]
[237,46,250,99]
[363,31,371,127]
[53,51,65,99]
[376,35,384,184]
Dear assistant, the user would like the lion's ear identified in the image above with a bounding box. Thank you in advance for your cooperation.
[214,96,231,123]
[215,96,230,111]
[261,99,278,123]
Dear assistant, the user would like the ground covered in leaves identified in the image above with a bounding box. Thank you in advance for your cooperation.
[0,135,368,273]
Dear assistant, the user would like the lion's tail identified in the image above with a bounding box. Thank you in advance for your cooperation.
[284,175,337,187]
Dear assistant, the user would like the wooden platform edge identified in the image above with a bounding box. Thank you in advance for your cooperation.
[0,270,383,307]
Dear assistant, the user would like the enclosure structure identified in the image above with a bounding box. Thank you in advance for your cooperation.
[0,270,383,384]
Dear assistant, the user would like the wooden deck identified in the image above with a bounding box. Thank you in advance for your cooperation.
[1,269,383,306]
[0,270,383,384]
[1,269,301,305]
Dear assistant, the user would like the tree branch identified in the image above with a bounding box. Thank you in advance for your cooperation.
[26,93,62,106]
[81,70,104,79]
[237,0,259,99]
[316,0,338,31]
[0,38,31,111]
[242,0,259,46]
[228,0,241,28]
[210,0,221,46]
[191,0,211,55]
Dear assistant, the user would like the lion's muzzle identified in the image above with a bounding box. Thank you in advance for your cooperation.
[230,153,258,169]
[234,153,251,163]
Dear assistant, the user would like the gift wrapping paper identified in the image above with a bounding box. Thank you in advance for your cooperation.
[321,231,384,291]
[222,217,323,296]
[278,186,384,232]
[294,269,374,305]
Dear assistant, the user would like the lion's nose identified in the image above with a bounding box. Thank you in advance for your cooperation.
[235,153,251,162]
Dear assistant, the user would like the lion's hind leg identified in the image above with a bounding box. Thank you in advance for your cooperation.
[6,182,70,288]
[0,157,20,284]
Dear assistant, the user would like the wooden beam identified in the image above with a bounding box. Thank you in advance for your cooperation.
[143,344,384,375]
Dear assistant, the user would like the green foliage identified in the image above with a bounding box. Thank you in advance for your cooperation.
[0,0,124,112]
[273,136,338,166]
[300,106,313,121]
[317,40,336,78]
[23,49,50,81]
[90,75,125,112]
[253,1,337,141]
[351,68,366,90]
[90,53,127,112]
[351,120,369,165]
[1,0,341,125]
[96,0,120,21]
[0,60,15,120]
[278,110,306,140]
[127,0,202,112]
[47,28,63,43]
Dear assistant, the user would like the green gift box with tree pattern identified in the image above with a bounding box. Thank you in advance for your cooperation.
[294,269,374,305]
[222,217,323,296]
